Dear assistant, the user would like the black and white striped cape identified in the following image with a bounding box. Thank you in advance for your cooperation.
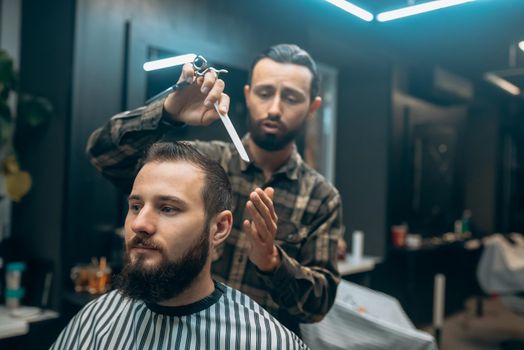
[51,282,308,349]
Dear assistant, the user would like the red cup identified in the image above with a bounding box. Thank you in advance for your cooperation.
[391,225,407,247]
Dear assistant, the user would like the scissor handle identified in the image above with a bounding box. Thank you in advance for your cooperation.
[193,55,208,73]
[192,55,228,77]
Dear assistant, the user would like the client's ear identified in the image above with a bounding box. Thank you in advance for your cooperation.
[210,210,232,247]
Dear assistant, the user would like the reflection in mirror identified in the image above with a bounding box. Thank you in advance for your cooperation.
[304,63,338,183]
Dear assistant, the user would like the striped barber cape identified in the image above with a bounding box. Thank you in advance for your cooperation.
[51,281,308,350]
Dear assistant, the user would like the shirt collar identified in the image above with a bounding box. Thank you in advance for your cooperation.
[240,134,302,181]
[145,281,225,317]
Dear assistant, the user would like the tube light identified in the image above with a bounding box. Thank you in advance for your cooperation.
[143,53,197,71]
[519,41,524,53]
[484,73,521,96]
[325,0,374,22]
[377,0,475,22]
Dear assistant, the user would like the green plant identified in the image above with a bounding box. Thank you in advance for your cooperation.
[0,49,53,201]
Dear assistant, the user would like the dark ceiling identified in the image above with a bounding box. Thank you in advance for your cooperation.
[244,0,524,83]
[363,0,524,77]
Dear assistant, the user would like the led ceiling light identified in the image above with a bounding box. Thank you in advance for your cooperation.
[143,53,197,71]
[325,0,374,22]
[484,73,521,96]
[519,41,524,52]
[377,0,475,22]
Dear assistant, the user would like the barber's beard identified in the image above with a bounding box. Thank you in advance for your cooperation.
[114,225,210,304]
[248,115,306,151]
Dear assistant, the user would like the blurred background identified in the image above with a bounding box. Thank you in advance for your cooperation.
[1,0,524,348]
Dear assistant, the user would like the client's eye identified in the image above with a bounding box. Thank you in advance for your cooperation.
[129,203,142,213]
[160,206,177,214]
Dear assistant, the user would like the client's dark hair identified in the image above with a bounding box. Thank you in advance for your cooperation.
[138,142,232,220]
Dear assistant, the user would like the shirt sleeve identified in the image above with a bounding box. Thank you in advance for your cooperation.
[85,98,169,192]
[85,97,229,192]
[257,187,343,323]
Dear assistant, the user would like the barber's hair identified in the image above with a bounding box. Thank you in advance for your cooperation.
[138,142,232,221]
[248,43,320,101]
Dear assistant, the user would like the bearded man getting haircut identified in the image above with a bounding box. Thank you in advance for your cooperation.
[52,142,307,350]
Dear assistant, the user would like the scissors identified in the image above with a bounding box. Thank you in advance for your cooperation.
[145,55,250,162]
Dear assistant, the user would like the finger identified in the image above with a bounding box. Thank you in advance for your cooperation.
[264,187,275,200]
[204,79,225,108]
[251,190,278,229]
[200,108,220,126]
[255,188,277,222]
[243,219,261,243]
[200,70,218,94]
[178,63,195,84]
[217,93,230,115]
[250,191,272,223]
[243,219,252,235]
[196,75,205,86]
[249,221,271,256]
[246,200,273,243]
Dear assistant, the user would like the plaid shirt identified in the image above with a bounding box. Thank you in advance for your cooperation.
[87,98,343,331]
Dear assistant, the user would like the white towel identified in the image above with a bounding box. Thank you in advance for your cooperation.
[300,280,437,350]
[477,233,524,294]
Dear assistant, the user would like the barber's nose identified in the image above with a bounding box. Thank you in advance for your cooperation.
[268,95,282,117]
[131,207,156,236]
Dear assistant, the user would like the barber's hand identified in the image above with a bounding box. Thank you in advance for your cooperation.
[337,236,347,260]
[163,63,230,126]
[244,187,281,272]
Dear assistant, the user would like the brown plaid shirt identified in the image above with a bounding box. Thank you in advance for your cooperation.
[87,98,343,331]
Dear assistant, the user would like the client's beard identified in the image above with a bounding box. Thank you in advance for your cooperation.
[114,224,210,304]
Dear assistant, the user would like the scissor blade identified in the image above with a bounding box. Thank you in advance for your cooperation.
[214,102,250,162]
[145,81,191,105]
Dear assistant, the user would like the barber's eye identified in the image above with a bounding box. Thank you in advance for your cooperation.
[284,95,299,104]
[257,90,271,99]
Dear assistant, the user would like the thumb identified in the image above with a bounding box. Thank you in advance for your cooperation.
[264,187,274,200]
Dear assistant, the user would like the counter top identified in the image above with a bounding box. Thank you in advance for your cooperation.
[0,306,59,340]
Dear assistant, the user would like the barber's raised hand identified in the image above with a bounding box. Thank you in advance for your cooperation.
[244,187,281,272]
[163,63,230,126]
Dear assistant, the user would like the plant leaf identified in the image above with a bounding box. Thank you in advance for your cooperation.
[2,154,19,173]
[0,98,11,122]
[17,94,53,128]
[0,119,12,146]
[0,50,15,97]
[5,170,32,202]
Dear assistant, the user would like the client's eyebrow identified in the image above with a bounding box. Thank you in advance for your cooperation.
[157,195,187,206]
[128,194,142,201]
[128,194,188,208]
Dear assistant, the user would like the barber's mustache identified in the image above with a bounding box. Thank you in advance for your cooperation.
[256,115,285,129]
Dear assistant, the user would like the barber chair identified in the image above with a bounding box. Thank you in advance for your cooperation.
[477,233,524,350]
[300,280,437,350]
